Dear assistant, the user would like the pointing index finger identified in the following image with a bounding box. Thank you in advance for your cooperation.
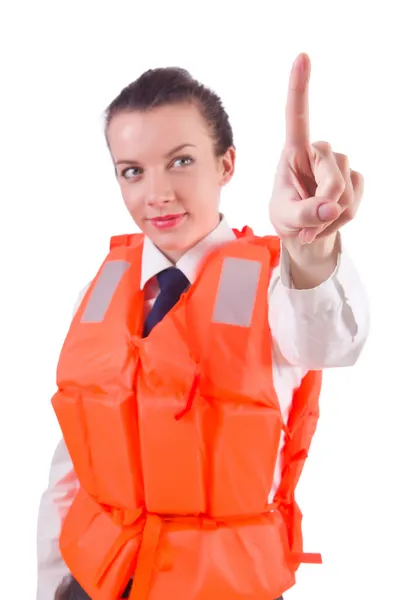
[285,53,311,147]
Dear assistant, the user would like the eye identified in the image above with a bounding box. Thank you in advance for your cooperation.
[121,166,143,180]
[172,156,194,168]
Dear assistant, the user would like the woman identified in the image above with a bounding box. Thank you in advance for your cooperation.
[37,53,369,600]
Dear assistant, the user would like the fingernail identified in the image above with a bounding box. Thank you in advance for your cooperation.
[318,203,334,221]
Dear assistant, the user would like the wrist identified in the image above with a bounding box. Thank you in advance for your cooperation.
[283,232,340,289]
[284,232,339,265]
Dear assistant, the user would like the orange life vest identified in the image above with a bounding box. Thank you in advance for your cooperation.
[52,227,322,600]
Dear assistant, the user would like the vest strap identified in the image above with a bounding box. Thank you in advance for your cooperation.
[95,507,144,586]
[96,503,283,600]
[276,498,323,566]
[175,367,201,420]
[291,552,322,564]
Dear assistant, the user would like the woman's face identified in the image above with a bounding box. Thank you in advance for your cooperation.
[107,103,235,261]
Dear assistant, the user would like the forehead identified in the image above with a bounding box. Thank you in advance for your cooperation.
[107,103,212,161]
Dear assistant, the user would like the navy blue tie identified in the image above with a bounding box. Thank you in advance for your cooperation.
[143,267,189,337]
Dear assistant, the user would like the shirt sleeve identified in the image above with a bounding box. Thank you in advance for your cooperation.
[268,234,370,369]
[36,439,79,600]
[36,285,90,599]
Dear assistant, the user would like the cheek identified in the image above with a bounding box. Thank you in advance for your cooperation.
[183,172,220,206]
[121,187,143,219]
[191,181,221,214]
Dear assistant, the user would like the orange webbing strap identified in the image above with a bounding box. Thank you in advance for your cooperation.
[129,514,163,599]
[95,510,165,598]
[96,502,314,599]
[95,507,144,585]
[130,510,283,600]
[291,552,322,564]
[175,367,201,420]
[276,497,323,566]
[282,423,291,441]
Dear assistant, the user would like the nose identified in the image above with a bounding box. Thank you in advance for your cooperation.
[145,170,175,208]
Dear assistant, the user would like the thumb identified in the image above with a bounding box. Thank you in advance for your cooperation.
[291,196,342,228]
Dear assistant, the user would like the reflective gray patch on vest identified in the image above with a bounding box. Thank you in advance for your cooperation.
[81,260,130,323]
[212,257,261,327]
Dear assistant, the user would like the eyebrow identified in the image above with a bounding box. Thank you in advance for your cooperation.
[115,143,197,166]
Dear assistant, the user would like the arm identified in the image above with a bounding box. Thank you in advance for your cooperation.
[268,234,370,369]
[36,285,89,599]
[267,52,369,371]
[36,440,78,600]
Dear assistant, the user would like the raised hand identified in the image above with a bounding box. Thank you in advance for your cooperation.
[269,53,364,245]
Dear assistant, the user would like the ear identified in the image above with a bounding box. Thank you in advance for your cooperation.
[219,146,236,186]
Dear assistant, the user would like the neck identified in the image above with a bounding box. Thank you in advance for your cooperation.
[157,214,222,263]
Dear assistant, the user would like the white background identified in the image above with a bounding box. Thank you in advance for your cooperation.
[1,1,395,598]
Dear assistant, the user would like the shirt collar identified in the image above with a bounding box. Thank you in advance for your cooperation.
[140,215,236,290]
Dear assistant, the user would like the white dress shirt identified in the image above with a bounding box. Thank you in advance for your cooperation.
[36,218,370,599]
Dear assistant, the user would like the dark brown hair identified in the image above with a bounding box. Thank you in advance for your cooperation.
[104,67,234,156]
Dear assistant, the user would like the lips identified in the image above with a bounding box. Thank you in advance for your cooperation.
[150,213,186,230]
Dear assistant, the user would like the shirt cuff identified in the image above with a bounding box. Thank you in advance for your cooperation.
[279,233,364,339]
